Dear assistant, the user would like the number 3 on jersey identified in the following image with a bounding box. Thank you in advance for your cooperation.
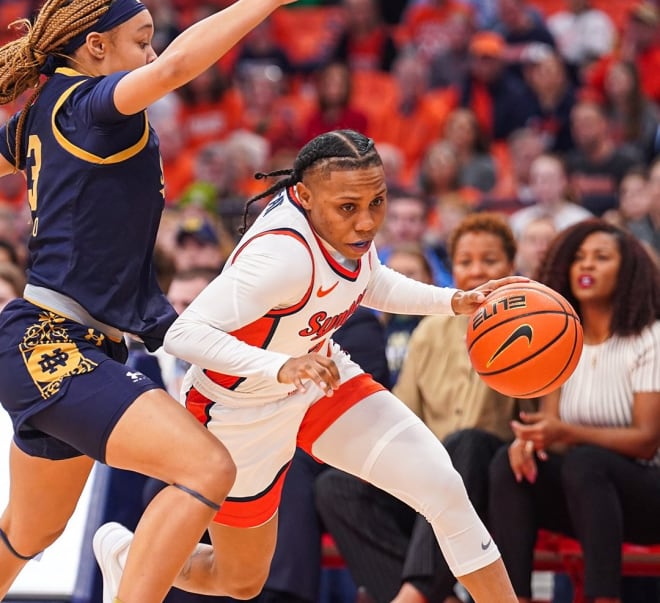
[27,134,42,236]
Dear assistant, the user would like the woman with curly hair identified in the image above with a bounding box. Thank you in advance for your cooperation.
[0,1,298,602]
[489,218,660,603]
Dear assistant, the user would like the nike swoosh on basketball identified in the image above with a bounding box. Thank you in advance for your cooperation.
[486,324,533,368]
[317,282,339,297]
[481,537,492,550]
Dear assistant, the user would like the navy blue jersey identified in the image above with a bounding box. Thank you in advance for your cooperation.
[0,67,175,350]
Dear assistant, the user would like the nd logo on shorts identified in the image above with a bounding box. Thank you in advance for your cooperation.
[20,311,98,399]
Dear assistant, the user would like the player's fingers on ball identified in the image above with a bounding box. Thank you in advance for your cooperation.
[500,275,530,285]
[482,276,527,294]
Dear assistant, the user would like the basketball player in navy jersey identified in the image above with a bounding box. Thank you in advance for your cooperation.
[0,1,298,602]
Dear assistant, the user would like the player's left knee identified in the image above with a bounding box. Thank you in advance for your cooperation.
[424,468,471,523]
[203,553,271,600]
[0,525,59,560]
[222,572,268,600]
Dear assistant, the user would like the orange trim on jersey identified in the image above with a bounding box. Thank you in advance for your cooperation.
[204,316,278,389]
[204,371,242,391]
[297,373,386,460]
[212,462,291,528]
[232,227,315,317]
[311,227,362,281]
[185,387,214,426]
[287,187,363,281]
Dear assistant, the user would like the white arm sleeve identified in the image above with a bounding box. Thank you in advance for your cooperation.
[362,261,459,316]
[163,234,312,380]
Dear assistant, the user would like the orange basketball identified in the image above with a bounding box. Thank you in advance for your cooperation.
[466,281,583,398]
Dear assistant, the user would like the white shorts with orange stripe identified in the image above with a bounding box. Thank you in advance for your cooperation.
[181,345,385,528]
[183,343,502,578]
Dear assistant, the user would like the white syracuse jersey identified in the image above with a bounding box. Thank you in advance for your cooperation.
[187,186,377,403]
[165,186,457,407]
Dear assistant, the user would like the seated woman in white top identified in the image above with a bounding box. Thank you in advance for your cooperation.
[489,218,660,603]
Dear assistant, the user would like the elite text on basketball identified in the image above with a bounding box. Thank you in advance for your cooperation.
[471,295,527,330]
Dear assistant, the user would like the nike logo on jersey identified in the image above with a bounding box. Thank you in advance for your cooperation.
[486,324,533,367]
[317,282,339,297]
[481,537,492,550]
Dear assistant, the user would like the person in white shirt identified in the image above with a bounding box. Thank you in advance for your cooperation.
[489,218,660,602]
[547,0,616,74]
[509,153,593,239]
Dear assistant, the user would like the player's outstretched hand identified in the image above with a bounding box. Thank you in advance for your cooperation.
[451,276,530,315]
[277,353,341,397]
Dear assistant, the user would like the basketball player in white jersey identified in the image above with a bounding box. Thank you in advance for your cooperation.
[95,130,523,602]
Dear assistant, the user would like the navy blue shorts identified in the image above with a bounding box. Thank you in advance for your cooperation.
[0,299,160,462]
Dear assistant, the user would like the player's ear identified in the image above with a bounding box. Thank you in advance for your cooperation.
[86,32,106,59]
[296,182,313,210]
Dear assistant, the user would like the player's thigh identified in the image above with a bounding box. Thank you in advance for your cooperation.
[208,514,278,583]
[3,442,93,546]
[105,388,234,497]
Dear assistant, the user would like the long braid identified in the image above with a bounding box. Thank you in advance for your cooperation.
[0,0,112,167]
[239,170,297,234]
[240,130,382,233]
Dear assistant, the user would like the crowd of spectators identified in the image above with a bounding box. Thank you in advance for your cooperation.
[0,0,658,278]
[0,1,659,602]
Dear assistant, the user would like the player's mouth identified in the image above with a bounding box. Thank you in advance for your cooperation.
[348,240,371,251]
[577,274,595,288]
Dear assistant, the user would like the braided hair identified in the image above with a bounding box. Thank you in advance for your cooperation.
[240,129,383,234]
[0,0,112,167]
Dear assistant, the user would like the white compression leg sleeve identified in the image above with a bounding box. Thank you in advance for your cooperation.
[311,390,501,577]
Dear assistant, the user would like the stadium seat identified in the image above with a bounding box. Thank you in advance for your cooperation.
[271,6,346,66]
[321,528,660,603]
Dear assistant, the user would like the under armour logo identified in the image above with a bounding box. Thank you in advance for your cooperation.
[126,371,146,383]
[84,329,105,347]
[38,348,69,374]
